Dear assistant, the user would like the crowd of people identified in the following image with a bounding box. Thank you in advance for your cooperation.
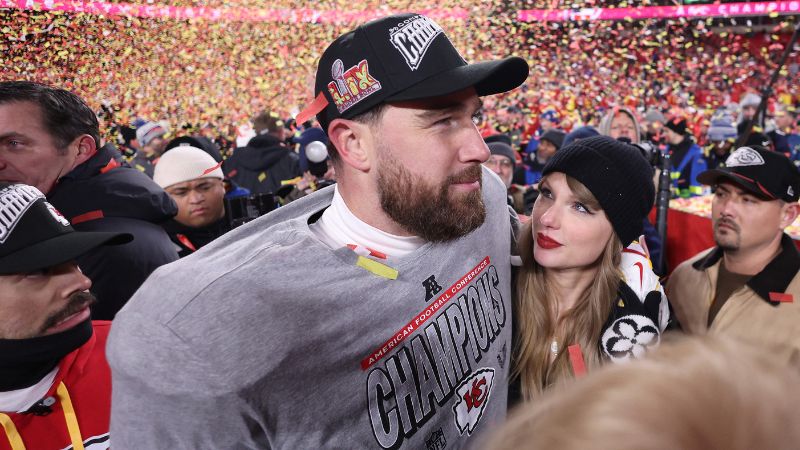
[2,5,800,450]
[2,2,799,144]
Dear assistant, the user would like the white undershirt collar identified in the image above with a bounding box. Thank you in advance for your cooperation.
[310,185,425,259]
[0,367,57,413]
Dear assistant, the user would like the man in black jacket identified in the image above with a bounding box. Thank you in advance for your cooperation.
[223,111,300,195]
[0,81,178,319]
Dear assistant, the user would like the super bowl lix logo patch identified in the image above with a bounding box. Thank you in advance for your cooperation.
[327,59,382,114]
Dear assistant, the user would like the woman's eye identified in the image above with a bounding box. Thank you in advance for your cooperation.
[540,187,553,198]
[574,202,591,214]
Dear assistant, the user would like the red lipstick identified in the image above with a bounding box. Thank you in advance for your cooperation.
[536,233,563,249]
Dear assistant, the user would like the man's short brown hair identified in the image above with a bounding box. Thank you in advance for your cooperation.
[252,111,283,135]
[0,81,100,152]
[326,103,387,166]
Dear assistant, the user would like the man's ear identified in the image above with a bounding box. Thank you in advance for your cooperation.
[71,134,97,168]
[780,202,800,229]
[327,118,372,173]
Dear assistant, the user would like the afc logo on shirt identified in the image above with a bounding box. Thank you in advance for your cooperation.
[423,275,443,302]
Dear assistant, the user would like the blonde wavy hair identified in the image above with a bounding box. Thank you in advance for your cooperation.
[491,335,800,450]
[512,174,623,400]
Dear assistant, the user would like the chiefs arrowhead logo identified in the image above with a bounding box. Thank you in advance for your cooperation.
[45,202,71,227]
[452,368,495,435]
[726,147,765,167]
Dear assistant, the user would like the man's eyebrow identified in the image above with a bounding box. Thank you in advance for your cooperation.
[416,98,484,121]
[716,184,753,197]
[0,132,26,141]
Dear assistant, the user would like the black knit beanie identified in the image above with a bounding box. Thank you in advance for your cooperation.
[541,135,655,245]
[664,117,687,135]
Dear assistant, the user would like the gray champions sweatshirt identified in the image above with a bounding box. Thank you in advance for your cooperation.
[107,167,516,449]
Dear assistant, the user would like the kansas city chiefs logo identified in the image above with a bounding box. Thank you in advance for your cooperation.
[45,202,71,227]
[725,147,765,167]
[452,368,494,435]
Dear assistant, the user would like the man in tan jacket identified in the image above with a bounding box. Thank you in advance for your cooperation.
[666,145,800,363]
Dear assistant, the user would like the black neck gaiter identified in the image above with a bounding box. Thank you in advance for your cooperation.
[0,319,92,391]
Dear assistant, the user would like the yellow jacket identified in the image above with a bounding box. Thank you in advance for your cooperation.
[666,234,800,363]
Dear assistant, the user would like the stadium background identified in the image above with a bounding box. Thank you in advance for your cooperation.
[1,0,798,142]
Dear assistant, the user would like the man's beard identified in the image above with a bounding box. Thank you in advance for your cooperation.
[377,148,486,242]
[713,217,741,251]
[40,290,96,335]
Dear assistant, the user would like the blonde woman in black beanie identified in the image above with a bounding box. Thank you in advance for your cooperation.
[512,136,670,401]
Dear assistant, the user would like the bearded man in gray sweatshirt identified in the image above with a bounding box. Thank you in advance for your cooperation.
[107,13,529,449]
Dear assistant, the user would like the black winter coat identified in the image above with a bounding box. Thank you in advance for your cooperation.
[223,134,300,195]
[48,143,179,319]
[161,217,229,258]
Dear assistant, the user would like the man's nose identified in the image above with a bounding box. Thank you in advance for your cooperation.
[460,129,490,164]
[188,190,204,203]
[60,262,92,296]
[717,197,736,217]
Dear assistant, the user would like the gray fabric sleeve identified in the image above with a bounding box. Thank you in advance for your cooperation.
[107,311,271,449]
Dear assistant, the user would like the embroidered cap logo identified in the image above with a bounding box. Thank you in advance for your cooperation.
[725,147,766,167]
[327,59,382,114]
[331,59,348,98]
[45,202,71,227]
[0,185,44,244]
[389,15,444,71]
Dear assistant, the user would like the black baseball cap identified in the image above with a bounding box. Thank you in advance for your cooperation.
[0,183,132,274]
[697,146,800,202]
[296,13,529,131]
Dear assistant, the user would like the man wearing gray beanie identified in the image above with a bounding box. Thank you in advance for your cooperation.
[485,139,530,214]
[135,120,169,162]
[705,111,737,170]
[737,92,762,136]
[643,108,667,145]
[486,141,516,188]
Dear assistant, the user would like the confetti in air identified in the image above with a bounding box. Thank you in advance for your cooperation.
[1,0,798,147]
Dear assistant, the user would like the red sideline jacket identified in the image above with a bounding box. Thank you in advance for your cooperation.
[0,321,111,450]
